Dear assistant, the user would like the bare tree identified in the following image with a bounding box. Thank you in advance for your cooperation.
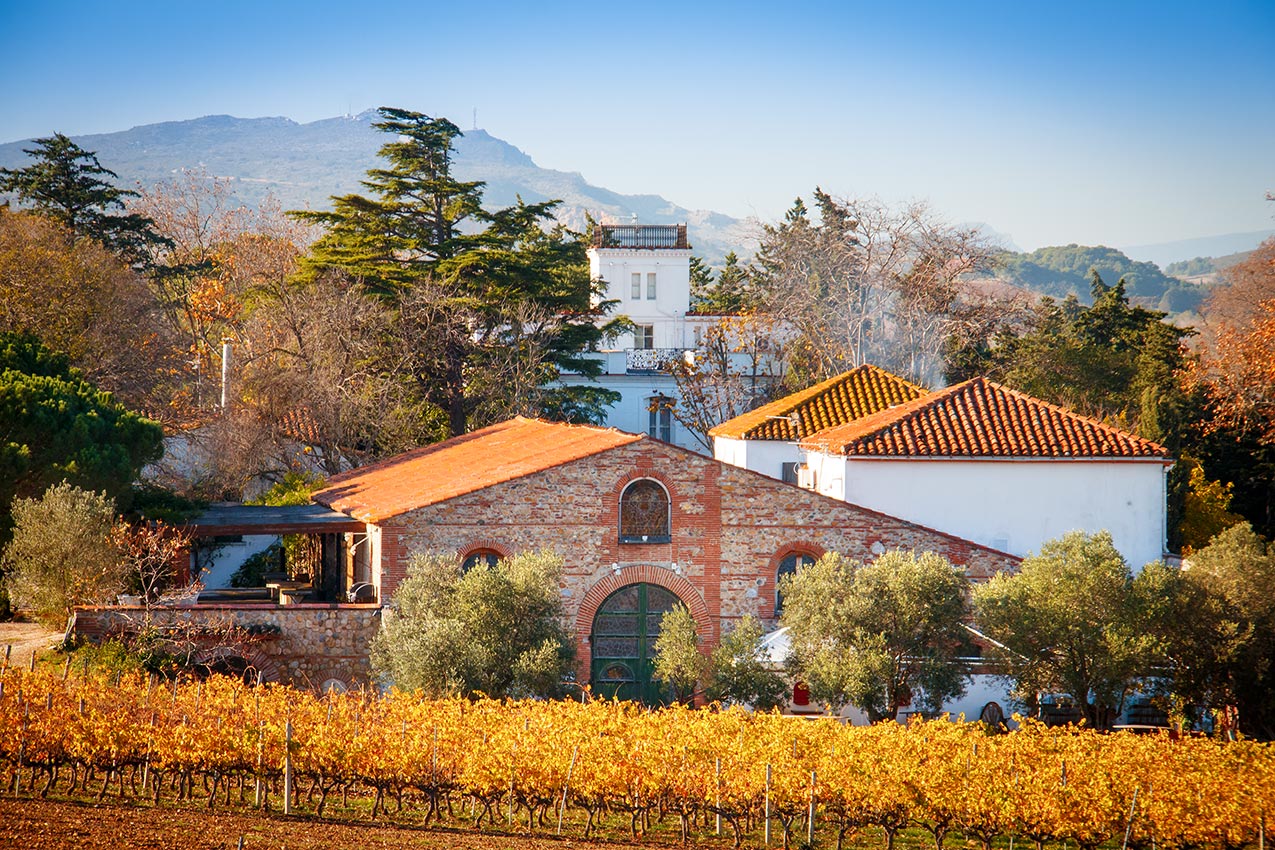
[664,314,791,451]
[111,519,195,609]
[752,190,996,386]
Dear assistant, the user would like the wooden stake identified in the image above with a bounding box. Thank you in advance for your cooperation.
[715,757,722,835]
[556,745,578,835]
[765,763,772,846]
[1122,786,1139,850]
[808,769,817,844]
[283,721,293,815]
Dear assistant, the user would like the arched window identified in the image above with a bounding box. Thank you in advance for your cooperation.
[461,549,501,572]
[619,479,671,543]
[774,551,818,617]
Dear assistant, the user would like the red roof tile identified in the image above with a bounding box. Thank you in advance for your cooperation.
[708,365,927,441]
[312,417,642,523]
[799,377,1171,459]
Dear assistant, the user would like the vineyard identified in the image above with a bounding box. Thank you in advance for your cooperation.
[0,666,1271,850]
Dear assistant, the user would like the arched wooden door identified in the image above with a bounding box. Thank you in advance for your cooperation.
[589,583,680,704]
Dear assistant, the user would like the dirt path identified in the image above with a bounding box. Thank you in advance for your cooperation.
[0,618,64,669]
[0,797,654,850]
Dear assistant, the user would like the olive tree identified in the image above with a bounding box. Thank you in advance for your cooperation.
[781,549,972,722]
[3,482,123,627]
[974,531,1151,727]
[652,607,788,708]
[370,549,573,698]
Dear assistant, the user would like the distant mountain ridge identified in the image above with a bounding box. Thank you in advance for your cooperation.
[1120,229,1275,269]
[0,112,754,263]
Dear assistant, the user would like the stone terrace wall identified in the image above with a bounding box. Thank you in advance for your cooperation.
[71,604,381,691]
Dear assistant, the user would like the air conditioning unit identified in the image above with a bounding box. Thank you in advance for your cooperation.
[796,464,816,490]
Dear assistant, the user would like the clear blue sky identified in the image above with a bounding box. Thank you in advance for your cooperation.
[1,0,1272,250]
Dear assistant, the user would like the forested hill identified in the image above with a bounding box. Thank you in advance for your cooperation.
[994,244,1204,312]
[0,112,750,262]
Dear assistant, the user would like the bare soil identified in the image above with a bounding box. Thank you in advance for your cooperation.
[0,617,63,669]
[0,797,659,850]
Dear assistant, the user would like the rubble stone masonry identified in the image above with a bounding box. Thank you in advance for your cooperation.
[70,604,380,690]
[370,439,1018,675]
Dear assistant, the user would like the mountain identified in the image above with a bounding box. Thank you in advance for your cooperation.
[993,244,1205,313]
[0,112,753,263]
[1120,229,1275,269]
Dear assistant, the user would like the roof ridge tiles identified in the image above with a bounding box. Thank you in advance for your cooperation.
[798,375,1171,460]
[708,364,927,441]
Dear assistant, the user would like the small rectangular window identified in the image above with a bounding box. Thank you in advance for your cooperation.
[631,273,641,299]
[649,403,672,441]
[634,325,654,350]
[781,462,799,485]
[646,272,657,300]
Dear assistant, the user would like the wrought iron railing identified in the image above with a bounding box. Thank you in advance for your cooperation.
[592,224,689,250]
[626,348,687,372]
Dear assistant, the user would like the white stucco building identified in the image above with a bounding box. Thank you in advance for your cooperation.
[794,376,1172,568]
[710,365,928,483]
[558,224,743,453]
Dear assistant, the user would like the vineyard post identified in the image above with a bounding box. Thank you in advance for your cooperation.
[255,721,264,808]
[1260,808,1265,850]
[765,762,772,846]
[284,720,293,815]
[509,743,517,825]
[808,769,816,844]
[715,757,722,835]
[62,655,70,680]
[557,744,579,836]
[29,650,35,672]
[3,644,10,670]
[1121,786,1139,850]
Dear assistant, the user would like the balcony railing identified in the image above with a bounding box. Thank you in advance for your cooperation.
[592,224,689,250]
[627,348,688,372]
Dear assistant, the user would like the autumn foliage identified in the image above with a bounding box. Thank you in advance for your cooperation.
[1,666,1271,849]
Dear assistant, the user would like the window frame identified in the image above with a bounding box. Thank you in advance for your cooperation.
[646,272,657,300]
[648,399,673,442]
[634,324,654,350]
[618,478,672,544]
[461,548,501,572]
[774,551,818,617]
[631,272,642,299]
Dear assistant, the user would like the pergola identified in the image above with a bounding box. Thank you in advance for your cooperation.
[185,504,367,604]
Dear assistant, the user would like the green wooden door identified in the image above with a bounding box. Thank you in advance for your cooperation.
[590,583,679,705]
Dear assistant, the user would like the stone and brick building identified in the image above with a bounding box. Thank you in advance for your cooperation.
[312,416,1017,700]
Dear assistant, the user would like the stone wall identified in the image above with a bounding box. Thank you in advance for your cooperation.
[371,438,1020,677]
[70,603,381,691]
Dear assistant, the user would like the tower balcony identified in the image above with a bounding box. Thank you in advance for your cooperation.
[592,224,689,250]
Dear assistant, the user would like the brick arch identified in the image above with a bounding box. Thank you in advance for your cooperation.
[455,539,512,562]
[574,565,714,667]
[767,540,827,618]
[200,643,283,685]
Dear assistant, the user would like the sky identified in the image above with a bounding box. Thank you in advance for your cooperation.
[1,0,1272,251]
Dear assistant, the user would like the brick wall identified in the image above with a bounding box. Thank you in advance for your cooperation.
[372,439,1018,680]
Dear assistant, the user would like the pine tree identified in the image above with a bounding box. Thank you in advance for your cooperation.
[0,133,167,265]
[293,108,618,435]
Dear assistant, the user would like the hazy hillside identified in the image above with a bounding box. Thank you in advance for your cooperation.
[994,244,1204,312]
[0,112,754,263]
[1121,229,1275,268]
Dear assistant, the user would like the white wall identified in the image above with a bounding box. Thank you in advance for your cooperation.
[713,436,802,481]
[557,372,702,451]
[198,534,280,589]
[805,453,1167,567]
[591,247,694,349]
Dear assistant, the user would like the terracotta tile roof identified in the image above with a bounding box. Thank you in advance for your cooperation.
[312,417,642,523]
[799,377,1171,459]
[708,365,927,441]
